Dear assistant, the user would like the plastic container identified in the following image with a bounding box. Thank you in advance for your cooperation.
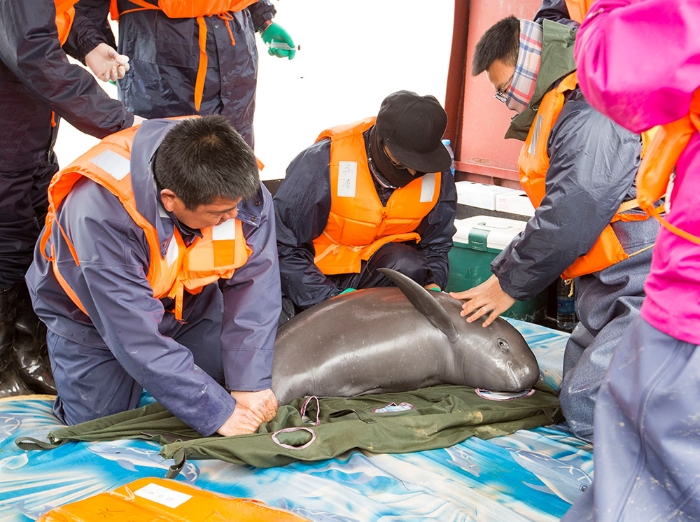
[445,216,548,322]
[442,139,455,177]
[454,181,514,211]
[556,278,576,332]
[37,477,308,522]
[495,189,536,217]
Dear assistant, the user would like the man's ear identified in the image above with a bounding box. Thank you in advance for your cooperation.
[160,188,178,212]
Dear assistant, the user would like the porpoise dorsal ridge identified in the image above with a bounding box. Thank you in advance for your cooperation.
[377,268,460,343]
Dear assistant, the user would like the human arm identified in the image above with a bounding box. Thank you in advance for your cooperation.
[575,0,700,133]
[67,1,129,81]
[414,170,458,290]
[454,93,640,325]
[218,184,281,401]
[494,94,640,295]
[49,183,235,436]
[274,140,343,309]
[247,0,295,59]
[247,0,276,33]
[0,0,133,138]
[62,0,116,62]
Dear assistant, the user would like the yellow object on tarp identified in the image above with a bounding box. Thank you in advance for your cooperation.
[37,477,310,522]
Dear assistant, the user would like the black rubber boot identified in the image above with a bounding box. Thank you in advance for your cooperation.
[12,283,56,394]
[0,284,32,398]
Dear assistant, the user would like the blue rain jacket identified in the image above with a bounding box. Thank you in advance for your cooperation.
[0,0,133,171]
[274,130,457,310]
[26,119,281,436]
[75,0,276,148]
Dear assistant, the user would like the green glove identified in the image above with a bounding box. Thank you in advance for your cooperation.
[338,288,356,295]
[260,22,296,60]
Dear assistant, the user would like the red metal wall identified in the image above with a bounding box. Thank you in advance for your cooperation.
[444,0,543,189]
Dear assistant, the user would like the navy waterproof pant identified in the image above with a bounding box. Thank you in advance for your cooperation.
[329,242,432,291]
[49,284,226,426]
[559,217,658,442]
[0,161,57,289]
[562,317,700,521]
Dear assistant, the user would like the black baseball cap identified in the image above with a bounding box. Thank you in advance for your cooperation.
[375,90,452,173]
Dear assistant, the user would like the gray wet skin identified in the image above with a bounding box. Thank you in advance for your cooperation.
[272,268,540,405]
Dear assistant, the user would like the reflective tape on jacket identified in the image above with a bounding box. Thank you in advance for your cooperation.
[518,71,649,279]
[40,124,251,320]
[312,118,441,275]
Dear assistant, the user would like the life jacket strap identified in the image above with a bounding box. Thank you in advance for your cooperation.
[636,91,700,246]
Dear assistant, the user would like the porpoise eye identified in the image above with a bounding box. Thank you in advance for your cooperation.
[497,338,509,351]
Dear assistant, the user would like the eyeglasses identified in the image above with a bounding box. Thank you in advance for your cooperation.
[383,144,407,170]
[494,73,514,103]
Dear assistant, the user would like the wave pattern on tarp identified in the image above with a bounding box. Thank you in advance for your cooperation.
[0,320,591,522]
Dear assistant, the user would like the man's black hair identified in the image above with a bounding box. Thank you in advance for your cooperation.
[154,115,259,210]
[472,16,520,77]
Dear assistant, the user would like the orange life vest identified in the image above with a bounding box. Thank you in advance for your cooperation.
[54,0,78,45]
[519,71,650,279]
[111,0,259,111]
[561,0,664,158]
[635,89,700,246]
[564,0,594,23]
[312,118,442,275]
[40,124,251,321]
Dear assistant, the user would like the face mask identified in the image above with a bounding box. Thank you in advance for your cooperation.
[369,128,423,188]
[502,19,543,114]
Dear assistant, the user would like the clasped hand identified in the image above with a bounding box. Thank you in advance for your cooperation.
[217,389,279,437]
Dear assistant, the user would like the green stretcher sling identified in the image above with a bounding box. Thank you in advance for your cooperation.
[16,383,561,475]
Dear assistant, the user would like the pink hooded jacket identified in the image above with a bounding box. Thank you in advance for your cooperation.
[575,0,700,345]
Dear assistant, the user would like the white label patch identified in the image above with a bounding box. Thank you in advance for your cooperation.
[212,219,236,240]
[134,483,192,509]
[420,173,436,202]
[337,161,357,198]
[166,236,179,267]
[90,150,130,181]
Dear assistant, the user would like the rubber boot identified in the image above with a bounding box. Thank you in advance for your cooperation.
[13,283,56,394]
[0,284,32,398]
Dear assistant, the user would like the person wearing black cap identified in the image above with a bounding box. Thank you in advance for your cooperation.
[274,90,457,320]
